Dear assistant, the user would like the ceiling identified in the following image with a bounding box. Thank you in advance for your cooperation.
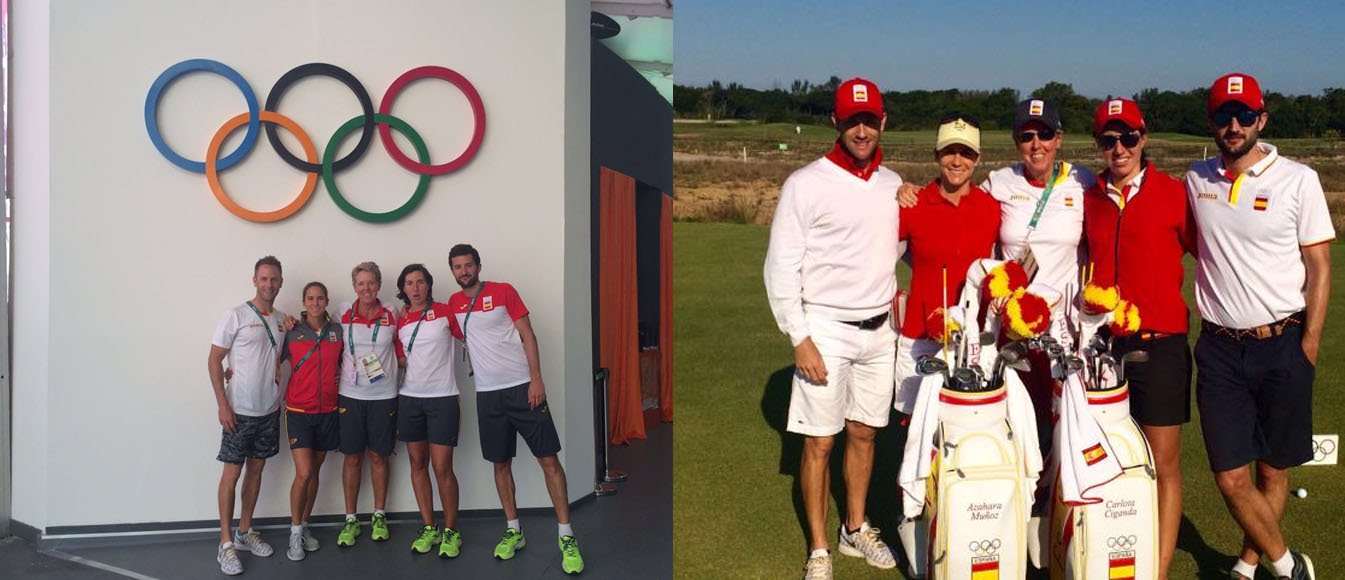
[591,1,672,105]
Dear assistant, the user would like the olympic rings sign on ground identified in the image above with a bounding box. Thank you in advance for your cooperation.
[144,59,485,223]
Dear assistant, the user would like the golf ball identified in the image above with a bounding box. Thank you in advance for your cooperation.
[1294,488,1308,498]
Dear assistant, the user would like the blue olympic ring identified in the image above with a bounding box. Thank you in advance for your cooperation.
[144,59,260,173]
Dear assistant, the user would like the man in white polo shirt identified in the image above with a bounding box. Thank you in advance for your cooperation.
[208,256,289,575]
[1186,72,1332,580]
[446,244,585,575]
[764,77,901,579]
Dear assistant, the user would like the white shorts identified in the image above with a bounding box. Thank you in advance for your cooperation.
[894,334,943,414]
[787,315,897,436]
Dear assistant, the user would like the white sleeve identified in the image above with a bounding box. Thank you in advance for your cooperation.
[1297,169,1336,245]
[764,176,811,346]
[211,309,238,350]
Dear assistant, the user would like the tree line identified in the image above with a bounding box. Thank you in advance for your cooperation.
[673,77,1345,139]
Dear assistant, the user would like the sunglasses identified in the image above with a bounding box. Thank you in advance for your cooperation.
[839,113,882,131]
[1016,129,1057,143]
[1210,108,1261,128]
[1096,131,1142,151]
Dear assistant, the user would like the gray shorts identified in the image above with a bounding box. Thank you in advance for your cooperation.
[217,410,281,464]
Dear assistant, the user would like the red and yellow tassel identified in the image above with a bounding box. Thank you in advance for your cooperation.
[1004,288,1051,340]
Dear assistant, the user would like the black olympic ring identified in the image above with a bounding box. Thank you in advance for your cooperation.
[264,62,376,174]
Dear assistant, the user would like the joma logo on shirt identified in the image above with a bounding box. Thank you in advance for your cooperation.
[1010,194,1033,202]
[1197,192,1219,200]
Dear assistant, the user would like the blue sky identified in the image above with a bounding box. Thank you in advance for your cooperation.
[675,0,1345,98]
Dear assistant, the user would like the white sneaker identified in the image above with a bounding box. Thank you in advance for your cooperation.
[802,552,832,580]
[233,529,275,557]
[301,525,320,552]
[837,522,896,570]
[217,543,243,576]
[286,533,305,561]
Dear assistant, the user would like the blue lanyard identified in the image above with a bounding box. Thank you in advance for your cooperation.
[244,301,277,349]
[405,304,431,354]
[346,305,384,356]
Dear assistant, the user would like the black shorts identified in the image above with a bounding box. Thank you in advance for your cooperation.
[217,410,281,464]
[1113,332,1192,427]
[287,410,339,452]
[1196,321,1314,472]
[477,383,562,463]
[338,395,398,456]
[397,394,460,446]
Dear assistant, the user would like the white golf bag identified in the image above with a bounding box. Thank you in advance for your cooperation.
[1047,315,1159,580]
[898,259,1042,579]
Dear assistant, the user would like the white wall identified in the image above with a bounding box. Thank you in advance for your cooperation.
[13,0,591,532]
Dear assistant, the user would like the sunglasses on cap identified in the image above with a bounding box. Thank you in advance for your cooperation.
[1096,131,1142,151]
[1015,129,1057,143]
[1210,108,1261,128]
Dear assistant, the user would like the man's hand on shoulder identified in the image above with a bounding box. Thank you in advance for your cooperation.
[793,338,828,385]
[896,183,920,209]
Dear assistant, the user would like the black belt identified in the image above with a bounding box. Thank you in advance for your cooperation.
[1202,312,1304,341]
[840,312,888,330]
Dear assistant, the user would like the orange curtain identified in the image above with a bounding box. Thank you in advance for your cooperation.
[659,193,674,422]
[600,167,645,445]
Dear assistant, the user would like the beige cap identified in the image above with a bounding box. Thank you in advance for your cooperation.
[936,117,980,153]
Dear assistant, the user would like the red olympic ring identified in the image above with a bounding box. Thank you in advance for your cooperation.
[378,66,487,176]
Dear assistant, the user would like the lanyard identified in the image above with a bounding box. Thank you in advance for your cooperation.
[405,304,432,354]
[244,301,277,349]
[461,283,488,344]
[293,319,331,373]
[1026,161,1065,231]
[347,305,384,356]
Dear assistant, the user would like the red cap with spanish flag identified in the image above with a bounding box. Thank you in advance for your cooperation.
[1093,98,1145,135]
[1208,72,1264,114]
[834,78,884,121]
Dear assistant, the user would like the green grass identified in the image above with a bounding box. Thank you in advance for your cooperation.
[673,221,1345,579]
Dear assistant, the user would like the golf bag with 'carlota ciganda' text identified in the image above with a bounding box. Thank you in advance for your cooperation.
[1048,313,1159,580]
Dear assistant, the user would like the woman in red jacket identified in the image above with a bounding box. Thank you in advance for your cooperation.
[278,281,344,561]
[1082,98,1195,580]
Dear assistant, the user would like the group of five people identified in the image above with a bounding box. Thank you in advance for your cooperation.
[765,73,1330,580]
[208,244,586,576]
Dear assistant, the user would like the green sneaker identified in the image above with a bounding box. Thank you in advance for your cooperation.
[371,513,390,542]
[493,528,526,560]
[411,525,438,554]
[337,518,360,547]
[560,535,585,574]
[438,527,462,559]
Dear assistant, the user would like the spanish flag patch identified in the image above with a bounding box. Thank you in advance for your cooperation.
[1083,443,1109,466]
[1109,553,1136,579]
[1253,195,1269,212]
[971,558,999,580]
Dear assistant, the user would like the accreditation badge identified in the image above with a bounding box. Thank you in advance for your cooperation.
[360,353,387,383]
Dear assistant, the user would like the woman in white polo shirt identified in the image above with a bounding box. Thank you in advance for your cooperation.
[334,261,400,548]
[393,263,464,558]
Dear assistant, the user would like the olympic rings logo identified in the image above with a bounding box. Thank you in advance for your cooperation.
[967,538,1001,556]
[1312,437,1337,461]
[144,59,485,223]
[1106,535,1138,550]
